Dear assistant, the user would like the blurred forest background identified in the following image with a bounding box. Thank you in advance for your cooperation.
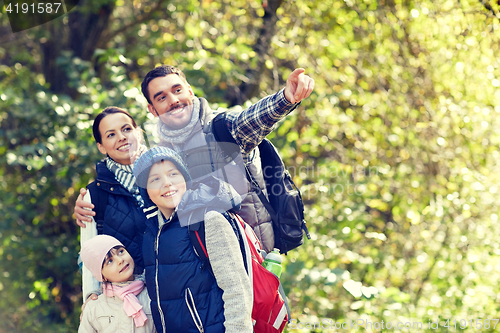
[2,0,500,331]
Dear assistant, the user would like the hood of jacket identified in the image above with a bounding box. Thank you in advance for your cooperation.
[177,175,241,227]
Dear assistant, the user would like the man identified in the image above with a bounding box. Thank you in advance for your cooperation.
[75,66,314,252]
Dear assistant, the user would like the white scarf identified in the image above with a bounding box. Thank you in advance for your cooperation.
[157,97,201,149]
[105,144,147,207]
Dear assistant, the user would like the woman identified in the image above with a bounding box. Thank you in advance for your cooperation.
[77,107,148,301]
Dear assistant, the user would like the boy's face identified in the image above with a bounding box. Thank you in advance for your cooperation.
[101,247,135,283]
[147,160,187,218]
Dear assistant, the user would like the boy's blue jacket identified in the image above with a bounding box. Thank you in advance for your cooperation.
[140,176,242,333]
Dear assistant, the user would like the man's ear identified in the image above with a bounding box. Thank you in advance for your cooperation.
[147,104,158,117]
[188,85,194,97]
[97,142,107,155]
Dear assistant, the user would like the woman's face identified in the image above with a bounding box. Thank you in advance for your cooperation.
[97,113,142,165]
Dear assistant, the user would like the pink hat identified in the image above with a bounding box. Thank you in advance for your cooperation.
[81,235,123,282]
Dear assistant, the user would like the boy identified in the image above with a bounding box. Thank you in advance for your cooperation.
[133,146,253,333]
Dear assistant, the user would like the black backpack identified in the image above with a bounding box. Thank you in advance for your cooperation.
[209,113,311,254]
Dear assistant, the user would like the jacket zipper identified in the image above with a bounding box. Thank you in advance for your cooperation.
[153,212,176,333]
[185,288,204,333]
[155,224,167,333]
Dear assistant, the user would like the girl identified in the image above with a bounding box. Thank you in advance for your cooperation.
[79,235,156,333]
[132,146,253,333]
[76,107,148,301]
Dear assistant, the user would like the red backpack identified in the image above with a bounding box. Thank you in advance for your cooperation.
[188,212,289,333]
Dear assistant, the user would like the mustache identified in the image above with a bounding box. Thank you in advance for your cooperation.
[168,103,189,112]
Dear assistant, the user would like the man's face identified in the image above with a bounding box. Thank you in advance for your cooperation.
[147,74,195,130]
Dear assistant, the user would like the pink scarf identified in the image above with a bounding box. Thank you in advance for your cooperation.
[103,280,148,327]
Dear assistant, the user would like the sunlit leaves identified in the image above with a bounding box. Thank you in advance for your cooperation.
[3,0,500,331]
[266,0,500,330]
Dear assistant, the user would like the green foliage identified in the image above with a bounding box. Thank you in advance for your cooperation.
[0,39,147,332]
[275,0,500,331]
[2,0,500,331]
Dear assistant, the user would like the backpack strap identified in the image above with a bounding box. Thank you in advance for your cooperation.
[188,212,248,276]
[278,279,292,323]
[203,113,240,211]
[188,221,214,276]
[210,113,278,220]
[209,112,240,160]
[225,212,248,273]
[243,156,279,222]
[211,113,286,242]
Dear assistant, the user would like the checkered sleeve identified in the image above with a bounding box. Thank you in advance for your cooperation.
[224,88,300,153]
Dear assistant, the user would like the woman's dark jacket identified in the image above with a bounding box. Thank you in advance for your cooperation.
[86,160,146,273]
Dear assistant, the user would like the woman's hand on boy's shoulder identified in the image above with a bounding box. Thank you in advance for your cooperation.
[74,188,96,228]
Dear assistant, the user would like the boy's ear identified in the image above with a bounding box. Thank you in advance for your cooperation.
[97,142,107,155]
[147,104,158,117]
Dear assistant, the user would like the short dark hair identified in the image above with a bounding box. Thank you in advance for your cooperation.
[92,107,138,144]
[141,65,188,104]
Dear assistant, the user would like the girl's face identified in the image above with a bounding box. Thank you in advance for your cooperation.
[97,113,142,165]
[101,247,135,283]
[147,160,187,218]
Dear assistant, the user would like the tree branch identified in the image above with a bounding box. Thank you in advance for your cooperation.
[99,0,169,47]
[480,0,500,18]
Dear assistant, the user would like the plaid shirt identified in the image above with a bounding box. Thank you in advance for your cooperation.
[224,88,300,154]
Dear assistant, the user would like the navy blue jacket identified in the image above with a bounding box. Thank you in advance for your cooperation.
[86,161,146,273]
[142,212,225,333]
[140,177,243,333]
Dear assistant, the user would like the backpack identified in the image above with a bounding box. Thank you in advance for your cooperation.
[208,112,311,254]
[188,212,289,333]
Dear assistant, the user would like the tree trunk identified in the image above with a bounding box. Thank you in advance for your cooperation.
[41,2,115,96]
[226,0,284,106]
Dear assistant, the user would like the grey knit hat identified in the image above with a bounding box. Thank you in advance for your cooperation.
[133,146,191,188]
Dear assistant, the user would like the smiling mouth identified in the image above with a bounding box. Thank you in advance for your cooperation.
[168,105,185,115]
[120,263,130,273]
[161,190,177,198]
[117,143,131,151]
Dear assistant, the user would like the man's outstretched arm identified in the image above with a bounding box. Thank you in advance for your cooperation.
[226,68,314,153]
